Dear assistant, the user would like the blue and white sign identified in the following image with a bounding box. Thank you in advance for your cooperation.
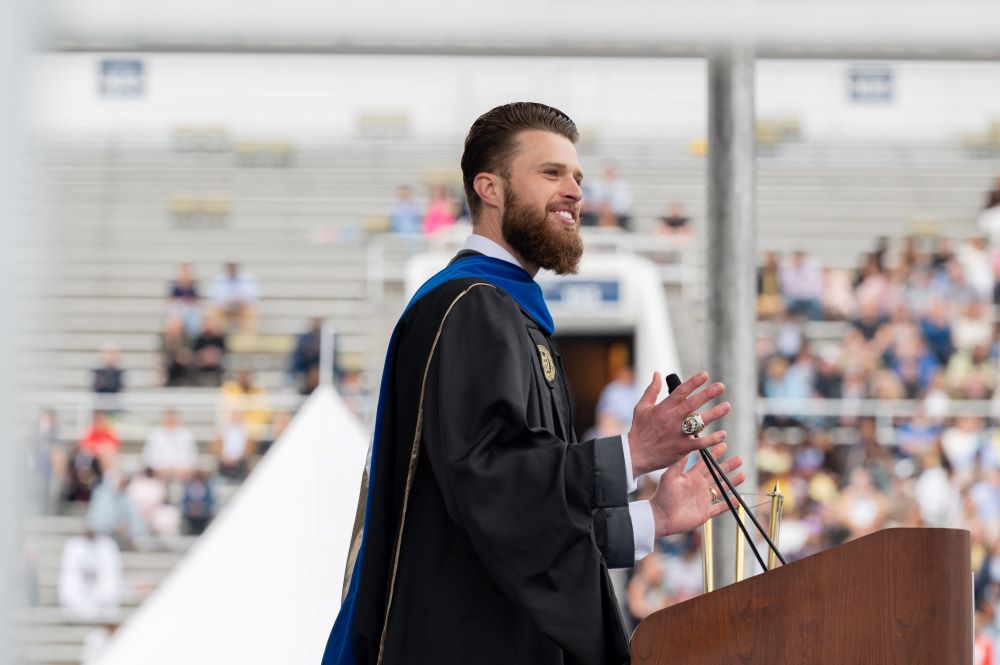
[541,279,620,310]
[99,58,145,98]
[848,65,893,104]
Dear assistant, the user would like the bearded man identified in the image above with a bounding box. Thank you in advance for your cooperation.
[322,102,743,665]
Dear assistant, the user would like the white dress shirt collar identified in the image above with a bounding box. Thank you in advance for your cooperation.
[462,234,523,270]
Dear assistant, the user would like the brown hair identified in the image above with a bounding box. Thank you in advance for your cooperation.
[460,102,578,218]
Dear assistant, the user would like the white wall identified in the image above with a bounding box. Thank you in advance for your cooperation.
[29,53,1000,143]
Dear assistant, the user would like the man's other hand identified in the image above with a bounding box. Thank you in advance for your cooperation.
[649,442,746,538]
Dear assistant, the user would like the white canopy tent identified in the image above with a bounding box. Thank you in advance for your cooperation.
[96,385,369,665]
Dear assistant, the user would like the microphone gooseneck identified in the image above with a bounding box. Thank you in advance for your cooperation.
[665,373,787,571]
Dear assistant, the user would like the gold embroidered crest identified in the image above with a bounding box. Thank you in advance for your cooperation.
[537,344,556,382]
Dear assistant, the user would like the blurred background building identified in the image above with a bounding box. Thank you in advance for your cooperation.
[8,1,1000,663]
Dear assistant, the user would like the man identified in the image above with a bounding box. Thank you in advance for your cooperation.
[323,103,742,665]
[142,409,198,482]
[208,262,260,333]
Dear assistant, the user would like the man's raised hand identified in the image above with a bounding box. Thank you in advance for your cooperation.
[626,371,731,478]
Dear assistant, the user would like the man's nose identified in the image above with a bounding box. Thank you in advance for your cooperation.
[563,177,583,201]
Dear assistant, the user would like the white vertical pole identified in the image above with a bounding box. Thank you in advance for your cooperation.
[0,0,33,662]
[706,44,758,590]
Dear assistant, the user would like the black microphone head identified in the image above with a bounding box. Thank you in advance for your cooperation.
[666,373,682,393]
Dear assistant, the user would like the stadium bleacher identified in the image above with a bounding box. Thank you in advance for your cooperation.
[16,133,1000,663]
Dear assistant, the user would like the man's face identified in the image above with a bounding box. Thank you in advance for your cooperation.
[500,130,584,275]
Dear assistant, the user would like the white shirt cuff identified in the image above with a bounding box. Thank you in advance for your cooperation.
[629,500,655,560]
[620,432,637,494]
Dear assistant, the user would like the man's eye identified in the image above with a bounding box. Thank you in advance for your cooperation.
[545,170,558,177]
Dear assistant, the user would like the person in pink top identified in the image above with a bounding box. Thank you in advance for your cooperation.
[421,185,458,235]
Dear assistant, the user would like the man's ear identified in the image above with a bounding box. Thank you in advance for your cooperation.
[473,173,502,211]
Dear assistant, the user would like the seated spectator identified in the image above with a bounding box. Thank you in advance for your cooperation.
[582,411,626,442]
[919,298,955,365]
[181,470,215,535]
[594,201,623,230]
[160,317,195,387]
[914,454,961,527]
[775,310,804,359]
[942,416,988,478]
[338,367,369,423]
[756,251,783,319]
[931,237,956,273]
[389,185,422,234]
[589,162,633,230]
[895,411,943,460]
[288,317,322,394]
[932,260,980,308]
[977,175,1000,249]
[258,410,293,456]
[833,468,888,539]
[655,200,690,235]
[957,236,994,302]
[221,370,270,440]
[945,344,996,400]
[208,262,260,333]
[596,365,639,428]
[91,342,124,394]
[165,262,202,337]
[142,409,198,482]
[626,554,670,623]
[128,468,181,537]
[58,530,123,622]
[79,411,121,470]
[62,444,102,504]
[898,235,926,273]
[850,298,888,342]
[421,185,458,235]
[193,313,227,387]
[813,346,844,399]
[822,267,856,320]
[953,301,993,353]
[86,472,145,550]
[886,332,940,397]
[779,251,824,320]
[213,410,252,481]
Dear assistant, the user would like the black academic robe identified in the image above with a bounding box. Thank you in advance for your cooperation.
[351,255,634,665]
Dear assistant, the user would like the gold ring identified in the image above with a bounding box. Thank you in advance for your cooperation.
[709,487,719,501]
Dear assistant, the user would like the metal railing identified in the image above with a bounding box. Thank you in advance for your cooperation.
[757,396,999,446]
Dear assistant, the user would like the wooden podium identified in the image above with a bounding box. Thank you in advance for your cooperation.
[631,528,971,664]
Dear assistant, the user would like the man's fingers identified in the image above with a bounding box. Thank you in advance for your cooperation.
[667,371,708,406]
[709,502,732,519]
[700,401,732,427]
[680,381,726,415]
[636,372,662,410]
[727,471,747,487]
[718,455,743,477]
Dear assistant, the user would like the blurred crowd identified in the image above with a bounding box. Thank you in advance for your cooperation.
[21,253,381,642]
[614,177,1000,660]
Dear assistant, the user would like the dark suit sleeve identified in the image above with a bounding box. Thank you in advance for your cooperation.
[420,285,631,664]
[591,435,634,568]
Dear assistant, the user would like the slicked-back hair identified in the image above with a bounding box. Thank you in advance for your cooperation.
[460,102,579,218]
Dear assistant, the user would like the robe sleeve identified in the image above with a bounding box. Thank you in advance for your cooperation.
[420,285,631,662]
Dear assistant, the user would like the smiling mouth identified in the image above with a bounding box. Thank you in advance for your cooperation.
[550,209,577,225]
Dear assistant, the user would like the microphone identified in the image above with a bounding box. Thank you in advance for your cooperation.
[665,373,786,571]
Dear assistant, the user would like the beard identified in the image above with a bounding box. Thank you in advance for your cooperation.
[501,186,583,276]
